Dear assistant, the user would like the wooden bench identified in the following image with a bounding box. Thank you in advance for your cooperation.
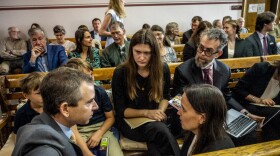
[195,139,280,156]
[172,44,184,62]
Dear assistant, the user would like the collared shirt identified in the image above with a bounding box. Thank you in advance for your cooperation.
[36,47,49,72]
[55,121,73,139]
[0,37,27,60]
[94,31,101,41]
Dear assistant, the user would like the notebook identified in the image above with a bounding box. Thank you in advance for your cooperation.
[250,103,280,108]
[124,117,155,129]
[226,109,257,138]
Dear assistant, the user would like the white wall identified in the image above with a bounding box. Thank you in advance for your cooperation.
[0,0,242,39]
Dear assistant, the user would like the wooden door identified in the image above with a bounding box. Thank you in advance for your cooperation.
[241,0,271,32]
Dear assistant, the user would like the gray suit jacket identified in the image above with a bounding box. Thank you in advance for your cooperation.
[12,112,82,156]
[172,58,244,111]
[244,32,278,57]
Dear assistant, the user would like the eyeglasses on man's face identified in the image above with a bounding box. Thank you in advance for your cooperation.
[197,44,219,57]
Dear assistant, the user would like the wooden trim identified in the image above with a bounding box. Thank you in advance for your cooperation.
[0,1,242,11]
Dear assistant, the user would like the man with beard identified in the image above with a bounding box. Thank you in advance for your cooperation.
[170,29,264,140]
[101,21,129,68]
[244,11,278,57]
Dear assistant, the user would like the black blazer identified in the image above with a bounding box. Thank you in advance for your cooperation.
[243,32,278,57]
[233,62,280,104]
[172,58,244,111]
[180,133,234,156]
[181,29,193,44]
[220,38,245,58]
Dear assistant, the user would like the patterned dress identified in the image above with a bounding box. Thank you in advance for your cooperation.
[69,47,101,85]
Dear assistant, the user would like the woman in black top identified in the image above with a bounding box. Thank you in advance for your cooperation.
[178,84,234,155]
[112,29,180,156]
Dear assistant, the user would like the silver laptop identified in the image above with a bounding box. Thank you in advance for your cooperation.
[225,109,257,138]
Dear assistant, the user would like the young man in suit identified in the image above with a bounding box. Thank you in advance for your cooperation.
[244,11,278,57]
[90,18,107,41]
[12,68,99,156]
[23,28,68,73]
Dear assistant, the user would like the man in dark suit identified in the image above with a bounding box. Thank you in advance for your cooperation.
[181,16,202,44]
[244,11,278,57]
[172,28,263,122]
[23,28,68,73]
[90,18,107,41]
[12,67,99,156]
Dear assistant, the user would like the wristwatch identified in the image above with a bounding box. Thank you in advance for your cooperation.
[243,111,249,116]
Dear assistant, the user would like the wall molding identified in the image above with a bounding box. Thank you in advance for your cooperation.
[0,1,241,11]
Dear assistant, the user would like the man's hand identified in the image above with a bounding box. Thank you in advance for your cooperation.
[145,109,167,121]
[86,130,103,148]
[30,46,44,63]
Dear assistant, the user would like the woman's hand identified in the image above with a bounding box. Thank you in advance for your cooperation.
[260,98,275,106]
[145,109,167,121]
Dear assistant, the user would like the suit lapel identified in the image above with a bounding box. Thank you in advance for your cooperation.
[191,60,204,84]
[212,60,223,89]
[47,44,53,70]
[253,32,263,56]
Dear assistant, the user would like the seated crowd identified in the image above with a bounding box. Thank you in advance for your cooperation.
[0,10,280,156]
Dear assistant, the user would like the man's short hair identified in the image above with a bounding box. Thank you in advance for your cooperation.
[21,72,46,94]
[92,18,101,23]
[110,21,125,30]
[53,25,66,34]
[8,27,19,33]
[40,67,94,115]
[255,11,275,31]
[222,16,232,22]
[200,28,228,51]
[28,27,45,37]
[192,16,203,22]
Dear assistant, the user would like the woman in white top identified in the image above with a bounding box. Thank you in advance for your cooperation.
[151,25,177,63]
[220,20,245,58]
[51,25,76,55]
[100,0,126,47]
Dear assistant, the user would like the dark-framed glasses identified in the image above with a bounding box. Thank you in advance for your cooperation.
[197,44,218,57]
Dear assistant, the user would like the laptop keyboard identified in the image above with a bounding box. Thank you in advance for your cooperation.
[227,115,254,136]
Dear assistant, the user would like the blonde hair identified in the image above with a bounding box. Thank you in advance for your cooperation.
[108,0,126,18]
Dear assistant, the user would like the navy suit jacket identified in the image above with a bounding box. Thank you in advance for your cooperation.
[12,112,82,156]
[172,58,244,111]
[243,32,278,57]
[23,44,68,73]
[90,31,107,41]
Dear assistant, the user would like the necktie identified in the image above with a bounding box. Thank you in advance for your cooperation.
[203,69,212,85]
[70,133,77,144]
[263,36,268,56]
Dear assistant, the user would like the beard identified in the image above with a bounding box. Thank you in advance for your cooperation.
[195,55,211,68]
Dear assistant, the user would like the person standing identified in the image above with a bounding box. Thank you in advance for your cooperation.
[100,0,126,47]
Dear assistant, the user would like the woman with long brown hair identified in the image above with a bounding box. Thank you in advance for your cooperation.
[112,29,180,155]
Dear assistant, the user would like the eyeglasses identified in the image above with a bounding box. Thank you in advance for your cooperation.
[197,44,218,57]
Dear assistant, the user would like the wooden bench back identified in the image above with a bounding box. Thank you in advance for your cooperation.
[172,44,184,62]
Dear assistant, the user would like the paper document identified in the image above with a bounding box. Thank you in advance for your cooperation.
[124,117,155,129]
